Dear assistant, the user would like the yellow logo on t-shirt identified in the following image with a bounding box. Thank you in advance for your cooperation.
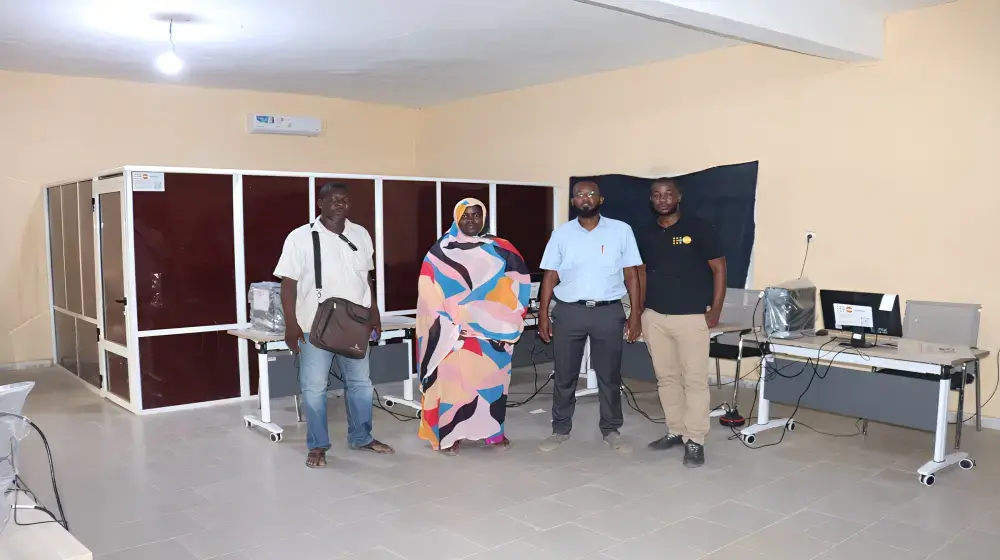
[672,236,693,245]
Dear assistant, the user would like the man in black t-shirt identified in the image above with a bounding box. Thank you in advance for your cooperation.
[636,179,727,468]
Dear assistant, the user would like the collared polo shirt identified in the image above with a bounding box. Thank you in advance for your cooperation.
[273,219,374,332]
[539,215,642,302]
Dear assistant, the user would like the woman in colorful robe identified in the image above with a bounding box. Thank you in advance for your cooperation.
[416,198,531,455]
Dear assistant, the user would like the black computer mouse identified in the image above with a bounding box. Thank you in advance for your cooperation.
[814,329,829,336]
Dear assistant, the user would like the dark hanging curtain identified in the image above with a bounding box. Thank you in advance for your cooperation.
[571,161,758,288]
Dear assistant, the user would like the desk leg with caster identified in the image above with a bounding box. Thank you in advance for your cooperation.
[243,342,284,442]
[576,337,599,398]
[738,355,794,445]
[382,336,422,414]
[916,369,975,486]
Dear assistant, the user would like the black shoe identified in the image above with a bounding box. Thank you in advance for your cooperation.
[683,441,705,468]
[647,433,683,451]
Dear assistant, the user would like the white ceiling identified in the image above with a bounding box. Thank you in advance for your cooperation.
[0,0,951,107]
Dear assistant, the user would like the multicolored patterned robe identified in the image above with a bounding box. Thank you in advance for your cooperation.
[416,198,531,450]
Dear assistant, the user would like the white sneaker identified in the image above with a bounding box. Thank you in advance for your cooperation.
[604,432,633,453]
[538,433,570,452]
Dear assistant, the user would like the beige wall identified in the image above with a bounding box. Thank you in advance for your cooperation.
[0,71,420,365]
[416,0,1000,416]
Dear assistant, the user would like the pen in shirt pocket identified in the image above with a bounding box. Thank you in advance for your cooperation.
[601,245,604,254]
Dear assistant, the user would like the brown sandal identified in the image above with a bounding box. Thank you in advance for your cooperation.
[441,441,461,456]
[491,437,511,451]
[305,448,327,468]
[357,439,395,454]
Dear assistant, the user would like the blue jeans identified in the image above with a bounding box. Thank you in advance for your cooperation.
[298,335,375,450]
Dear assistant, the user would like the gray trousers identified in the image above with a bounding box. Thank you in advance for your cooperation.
[551,300,626,436]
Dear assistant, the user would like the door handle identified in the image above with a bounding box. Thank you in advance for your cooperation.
[115,297,127,305]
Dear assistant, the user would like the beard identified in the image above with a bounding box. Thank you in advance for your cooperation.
[655,204,679,217]
[576,204,601,218]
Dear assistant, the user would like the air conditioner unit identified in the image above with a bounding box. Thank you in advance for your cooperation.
[247,114,322,137]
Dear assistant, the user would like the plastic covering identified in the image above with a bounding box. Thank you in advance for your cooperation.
[763,278,817,335]
[249,282,284,334]
[0,382,35,529]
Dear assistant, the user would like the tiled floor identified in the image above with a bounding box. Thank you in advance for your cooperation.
[8,365,1000,560]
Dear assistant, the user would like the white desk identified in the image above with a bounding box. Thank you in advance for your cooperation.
[228,315,416,442]
[0,493,90,560]
[744,334,989,486]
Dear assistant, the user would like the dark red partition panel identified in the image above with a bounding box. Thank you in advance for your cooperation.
[243,175,309,396]
[79,180,97,319]
[243,176,375,395]
[139,332,240,408]
[48,188,66,309]
[495,185,554,273]
[243,176,309,289]
[61,183,83,314]
[133,173,236,331]
[440,182,491,235]
[382,180,436,311]
[55,311,77,375]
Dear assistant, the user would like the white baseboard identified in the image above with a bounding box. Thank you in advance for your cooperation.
[711,373,1000,431]
[0,359,53,372]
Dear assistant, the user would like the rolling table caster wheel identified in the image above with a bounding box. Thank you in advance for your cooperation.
[244,419,252,428]
[743,434,756,445]
[384,399,395,408]
[919,474,935,486]
[416,410,422,419]
[960,459,976,470]
[270,432,282,443]
[787,421,796,431]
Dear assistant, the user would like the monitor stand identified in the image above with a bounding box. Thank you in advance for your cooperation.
[839,327,874,349]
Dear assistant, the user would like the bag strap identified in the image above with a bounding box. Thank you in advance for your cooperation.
[312,230,322,297]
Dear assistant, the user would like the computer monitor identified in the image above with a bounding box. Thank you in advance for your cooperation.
[820,289,903,347]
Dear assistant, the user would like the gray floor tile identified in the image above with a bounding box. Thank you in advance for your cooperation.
[695,500,786,533]
[499,497,587,530]
[445,511,540,549]
[550,484,630,512]
[9,367,1000,560]
[654,517,747,554]
[929,529,1000,560]
[736,529,833,560]
[971,510,1000,535]
[380,528,484,560]
[807,480,918,524]
[860,519,954,555]
[815,535,925,560]
[700,545,770,560]
[96,539,199,560]
[602,529,706,560]
[245,533,341,560]
[521,522,620,558]
[85,511,203,556]
[574,505,671,541]
[464,540,547,560]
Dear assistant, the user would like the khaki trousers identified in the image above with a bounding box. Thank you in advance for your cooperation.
[640,310,711,445]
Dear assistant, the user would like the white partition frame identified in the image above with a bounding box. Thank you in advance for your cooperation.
[43,179,104,396]
[44,166,557,415]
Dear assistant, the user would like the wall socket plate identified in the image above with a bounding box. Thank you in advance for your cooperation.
[805,231,816,240]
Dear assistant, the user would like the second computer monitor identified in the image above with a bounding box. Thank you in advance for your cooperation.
[819,289,903,337]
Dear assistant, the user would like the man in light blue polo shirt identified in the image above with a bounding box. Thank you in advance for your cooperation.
[537,180,643,452]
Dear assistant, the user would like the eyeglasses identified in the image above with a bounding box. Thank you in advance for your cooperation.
[573,191,599,199]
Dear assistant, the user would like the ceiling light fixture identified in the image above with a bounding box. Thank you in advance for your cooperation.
[156,19,183,75]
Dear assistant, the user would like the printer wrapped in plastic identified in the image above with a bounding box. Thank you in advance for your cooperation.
[248,282,285,334]
[763,278,817,335]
